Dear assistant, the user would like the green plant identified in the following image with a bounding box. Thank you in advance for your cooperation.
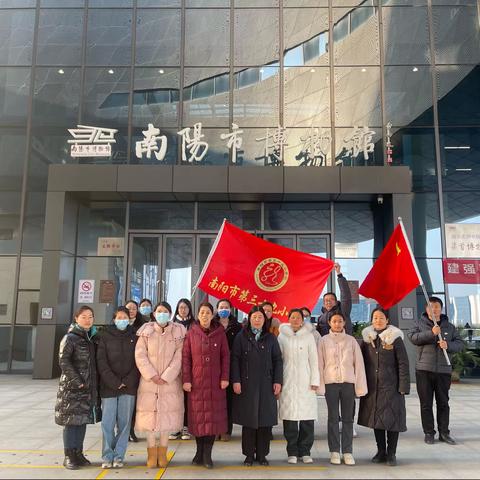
[352,321,369,339]
[451,349,480,382]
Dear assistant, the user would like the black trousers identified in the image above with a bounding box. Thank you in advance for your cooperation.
[241,426,272,460]
[416,370,452,435]
[63,424,87,450]
[374,429,399,456]
[283,420,315,457]
[226,385,234,435]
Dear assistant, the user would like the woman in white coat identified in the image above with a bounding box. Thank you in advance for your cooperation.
[278,308,320,464]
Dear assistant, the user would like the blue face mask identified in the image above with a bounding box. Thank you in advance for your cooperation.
[114,319,129,331]
[139,305,152,316]
[218,308,231,319]
[304,316,311,324]
[155,312,170,325]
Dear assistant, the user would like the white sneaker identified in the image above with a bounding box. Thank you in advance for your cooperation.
[181,427,191,440]
[343,453,356,466]
[287,456,297,464]
[302,455,313,463]
[353,428,358,438]
[112,460,124,468]
[169,431,180,440]
[102,461,112,469]
[330,452,341,465]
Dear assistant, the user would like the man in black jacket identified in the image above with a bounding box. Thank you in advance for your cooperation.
[407,296,464,445]
[316,263,353,336]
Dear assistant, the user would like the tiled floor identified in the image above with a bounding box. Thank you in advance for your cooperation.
[0,375,479,479]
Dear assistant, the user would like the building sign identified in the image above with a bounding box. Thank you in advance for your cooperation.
[99,280,115,304]
[445,223,480,258]
[78,279,95,304]
[97,237,124,257]
[41,307,53,320]
[335,243,358,258]
[65,123,378,166]
[443,259,480,285]
[68,125,118,157]
[385,122,394,164]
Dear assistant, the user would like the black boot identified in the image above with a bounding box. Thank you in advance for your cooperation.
[203,437,214,469]
[74,449,91,466]
[192,437,203,465]
[129,425,139,443]
[371,450,387,463]
[63,449,80,470]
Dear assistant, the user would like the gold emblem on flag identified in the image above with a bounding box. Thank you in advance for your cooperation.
[396,242,401,256]
[254,258,289,292]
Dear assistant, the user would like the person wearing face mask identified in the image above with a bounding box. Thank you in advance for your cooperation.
[318,313,367,466]
[182,302,230,469]
[316,263,353,337]
[169,298,195,441]
[301,307,321,345]
[358,308,410,467]
[278,309,319,465]
[96,307,140,469]
[231,306,283,467]
[134,301,186,469]
[55,306,101,470]
[125,299,146,442]
[139,298,154,323]
[213,298,242,442]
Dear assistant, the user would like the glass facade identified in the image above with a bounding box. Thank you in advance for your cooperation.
[0,0,479,372]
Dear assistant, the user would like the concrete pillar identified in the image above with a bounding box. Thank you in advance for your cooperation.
[33,192,78,379]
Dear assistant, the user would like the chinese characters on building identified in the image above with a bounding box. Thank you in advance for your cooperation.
[67,123,381,165]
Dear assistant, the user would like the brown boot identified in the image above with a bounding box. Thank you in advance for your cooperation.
[157,446,168,468]
[147,447,157,468]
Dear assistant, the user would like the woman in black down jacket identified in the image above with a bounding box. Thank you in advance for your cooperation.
[55,306,101,470]
[358,308,410,467]
[231,306,283,467]
[96,306,140,469]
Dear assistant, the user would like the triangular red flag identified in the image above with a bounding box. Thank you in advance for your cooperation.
[358,223,422,309]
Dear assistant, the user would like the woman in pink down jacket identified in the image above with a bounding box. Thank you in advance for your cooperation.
[317,312,367,466]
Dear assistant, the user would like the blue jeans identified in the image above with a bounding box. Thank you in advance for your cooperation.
[101,395,136,462]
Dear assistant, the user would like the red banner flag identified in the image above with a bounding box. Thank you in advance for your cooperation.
[197,221,334,321]
[358,222,422,309]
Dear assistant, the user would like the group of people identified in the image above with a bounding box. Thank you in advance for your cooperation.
[55,264,465,470]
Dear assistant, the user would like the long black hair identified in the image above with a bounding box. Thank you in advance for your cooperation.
[174,298,194,322]
[247,305,268,335]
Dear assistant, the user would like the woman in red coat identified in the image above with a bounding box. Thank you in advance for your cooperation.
[182,302,230,469]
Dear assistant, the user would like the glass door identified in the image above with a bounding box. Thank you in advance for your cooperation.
[127,235,161,304]
[127,234,194,308]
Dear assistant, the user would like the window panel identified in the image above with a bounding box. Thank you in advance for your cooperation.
[0,10,35,65]
[37,9,84,66]
[0,68,30,127]
[136,9,181,66]
[185,9,229,67]
[382,6,431,65]
[86,9,132,65]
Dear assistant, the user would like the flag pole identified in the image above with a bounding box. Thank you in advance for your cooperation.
[190,218,227,301]
[398,217,451,366]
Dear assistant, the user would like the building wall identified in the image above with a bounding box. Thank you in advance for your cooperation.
[0,0,479,372]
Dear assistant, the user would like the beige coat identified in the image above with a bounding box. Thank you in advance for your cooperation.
[317,330,367,397]
[135,321,186,433]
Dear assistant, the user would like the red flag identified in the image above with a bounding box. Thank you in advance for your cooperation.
[197,221,334,321]
[358,222,422,309]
